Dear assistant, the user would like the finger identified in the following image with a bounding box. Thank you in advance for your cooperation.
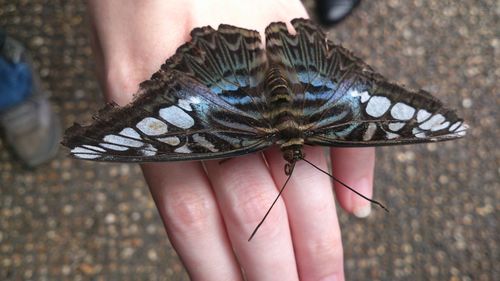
[142,162,243,281]
[205,153,299,281]
[265,146,345,281]
[330,147,375,218]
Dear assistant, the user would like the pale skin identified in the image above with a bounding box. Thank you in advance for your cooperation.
[86,1,375,280]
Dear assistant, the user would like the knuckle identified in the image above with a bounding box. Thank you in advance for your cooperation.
[229,184,284,232]
[162,189,216,235]
[305,232,343,263]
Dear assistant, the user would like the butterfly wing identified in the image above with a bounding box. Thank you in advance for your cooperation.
[164,24,269,118]
[304,79,467,146]
[265,18,467,147]
[63,24,275,162]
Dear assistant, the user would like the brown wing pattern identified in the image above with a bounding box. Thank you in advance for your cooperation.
[264,18,466,146]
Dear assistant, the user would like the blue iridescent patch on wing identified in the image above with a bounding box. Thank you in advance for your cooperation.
[210,75,250,94]
[297,71,336,89]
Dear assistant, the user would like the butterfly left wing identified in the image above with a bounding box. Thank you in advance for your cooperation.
[265,18,467,147]
[63,24,275,162]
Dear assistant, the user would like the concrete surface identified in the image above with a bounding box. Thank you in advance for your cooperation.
[0,1,498,280]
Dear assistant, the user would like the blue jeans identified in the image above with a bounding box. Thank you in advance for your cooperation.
[0,56,32,112]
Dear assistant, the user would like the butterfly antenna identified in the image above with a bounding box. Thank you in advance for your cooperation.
[300,157,389,213]
[248,163,295,241]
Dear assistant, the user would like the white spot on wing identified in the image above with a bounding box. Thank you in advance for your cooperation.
[74,153,101,159]
[388,122,406,131]
[360,92,371,103]
[363,123,377,141]
[82,145,106,152]
[391,102,415,120]
[157,136,180,146]
[449,121,461,132]
[431,121,450,131]
[174,144,191,154]
[365,96,391,117]
[190,96,201,104]
[104,134,144,147]
[100,143,129,151]
[350,89,371,103]
[136,117,168,136]
[193,134,219,152]
[177,96,201,111]
[417,109,432,122]
[419,114,446,130]
[178,99,192,111]
[141,144,157,156]
[159,106,195,129]
[455,124,468,136]
[119,127,141,139]
[412,128,426,138]
[386,132,400,139]
[72,147,98,154]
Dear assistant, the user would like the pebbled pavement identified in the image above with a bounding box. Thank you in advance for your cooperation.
[0,1,498,280]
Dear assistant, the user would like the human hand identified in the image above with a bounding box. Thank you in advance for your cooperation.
[86,1,375,280]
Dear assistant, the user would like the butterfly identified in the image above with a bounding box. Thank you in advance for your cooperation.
[62,18,468,239]
[62,18,467,170]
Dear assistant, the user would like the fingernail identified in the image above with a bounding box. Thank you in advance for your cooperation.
[353,204,371,218]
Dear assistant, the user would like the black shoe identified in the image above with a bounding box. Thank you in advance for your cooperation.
[316,0,362,26]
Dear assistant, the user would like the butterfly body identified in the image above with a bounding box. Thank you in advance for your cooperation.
[265,65,303,147]
[62,18,466,165]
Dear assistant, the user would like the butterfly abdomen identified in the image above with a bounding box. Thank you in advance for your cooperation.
[265,66,304,150]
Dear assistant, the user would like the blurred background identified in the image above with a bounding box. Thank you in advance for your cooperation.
[0,1,498,280]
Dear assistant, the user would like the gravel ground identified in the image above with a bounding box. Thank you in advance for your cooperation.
[0,1,498,280]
